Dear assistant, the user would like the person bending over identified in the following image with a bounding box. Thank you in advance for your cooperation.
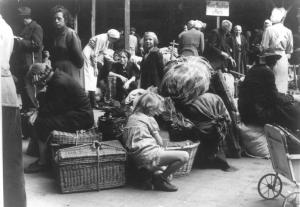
[24,63,94,173]
[123,92,189,192]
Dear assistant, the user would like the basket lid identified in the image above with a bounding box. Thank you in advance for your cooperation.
[55,140,127,164]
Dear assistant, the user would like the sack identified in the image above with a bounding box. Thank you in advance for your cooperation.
[238,123,269,158]
[160,98,195,141]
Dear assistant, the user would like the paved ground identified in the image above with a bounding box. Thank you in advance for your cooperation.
[23,139,297,207]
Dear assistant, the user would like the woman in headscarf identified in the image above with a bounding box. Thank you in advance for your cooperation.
[160,56,235,171]
[50,5,84,86]
[140,32,164,89]
[261,7,293,93]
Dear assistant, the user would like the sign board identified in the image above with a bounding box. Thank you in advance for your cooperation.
[206,1,229,16]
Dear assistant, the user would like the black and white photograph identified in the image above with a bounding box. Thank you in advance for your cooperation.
[1,0,300,206]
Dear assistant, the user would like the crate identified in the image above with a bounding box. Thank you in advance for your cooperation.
[50,127,102,146]
[53,140,127,193]
[166,140,200,177]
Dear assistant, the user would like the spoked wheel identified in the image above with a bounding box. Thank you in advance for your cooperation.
[282,192,300,207]
[258,173,283,200]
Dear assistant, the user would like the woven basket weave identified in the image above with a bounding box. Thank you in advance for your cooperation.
[54,140,127,193]
[166,140,200,177]
[50,128,102,146]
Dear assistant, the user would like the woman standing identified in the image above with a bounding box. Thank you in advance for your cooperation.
[140,32,164,89]
[109,50,140,102]
[232,25,248,75]
[50,5,84,86]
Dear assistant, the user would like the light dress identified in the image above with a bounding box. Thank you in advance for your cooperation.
[123,112,164,170]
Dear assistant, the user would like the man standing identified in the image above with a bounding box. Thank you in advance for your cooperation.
[205,20,236,71]
[261,7,293,93]
[82,29,120,104]
[178,20,205,57]
[13,6,43,111]
[1,14,27,207]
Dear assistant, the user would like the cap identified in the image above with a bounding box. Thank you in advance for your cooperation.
[18,7,31,16]
[107,29,120,39]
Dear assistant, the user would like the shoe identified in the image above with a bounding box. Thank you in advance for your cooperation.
[152,174,178,192]
[24,160,49,174]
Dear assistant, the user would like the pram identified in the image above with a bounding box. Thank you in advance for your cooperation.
[258,124,300,207]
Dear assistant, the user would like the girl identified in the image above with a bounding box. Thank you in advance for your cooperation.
[123,92,189,192]
[140,32,164,89]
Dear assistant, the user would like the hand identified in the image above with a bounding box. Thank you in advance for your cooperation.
[123,81,130,90]
[119,75,128,83]
[28,111,38,126]
[88,39,96,48]
[14,36,23,41]
[229,57,237,68]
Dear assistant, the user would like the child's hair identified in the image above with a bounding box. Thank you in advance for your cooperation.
[133,92,164,115]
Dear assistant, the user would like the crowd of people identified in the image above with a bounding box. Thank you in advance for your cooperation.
[2,3,300,206]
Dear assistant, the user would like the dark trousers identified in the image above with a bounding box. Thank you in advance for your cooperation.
[2,106,26,207]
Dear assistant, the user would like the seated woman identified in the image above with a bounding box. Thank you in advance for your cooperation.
[238,53,300,153]
[160,56,236,171]
[123,92,189,192]
[109,50,140,102]
[24,63,94,173]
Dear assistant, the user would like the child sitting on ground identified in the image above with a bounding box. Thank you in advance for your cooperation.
[122,92,189,192]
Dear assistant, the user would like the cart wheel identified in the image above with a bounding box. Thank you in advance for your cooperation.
[282,192,300,207]
[258,173,282,200]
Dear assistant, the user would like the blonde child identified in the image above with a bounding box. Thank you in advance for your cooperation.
[123,92,189,192]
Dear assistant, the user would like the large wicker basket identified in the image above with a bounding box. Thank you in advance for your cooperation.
[50,128,102,146]
[53,140,127,193]
[166,140,200,177]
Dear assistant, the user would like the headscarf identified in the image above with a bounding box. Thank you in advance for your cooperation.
[270,7,286,24]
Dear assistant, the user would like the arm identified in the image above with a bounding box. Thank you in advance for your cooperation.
[18,25,43,52]
[199,32,205,54]
[152,131,163,146]
[69,30,84,68]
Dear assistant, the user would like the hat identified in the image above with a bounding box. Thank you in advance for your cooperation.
[107,29,120,39]
[18,7,31,16]
[270,7,286,24]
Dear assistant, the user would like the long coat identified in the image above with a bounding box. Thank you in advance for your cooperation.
[140,47,164,89]
[205,28,234,71]
[51,26,84,86]
[232,34,248,75]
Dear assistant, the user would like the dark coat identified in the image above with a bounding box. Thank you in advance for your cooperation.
[178,28,205,56]
[238,65,300,132]
[51,26,84,86]
[204,28,234,70]
[140,47,164,89]
[232,34,248,75]
[111,61,140,101]
[17,20,44,67]
[35,71,94,142]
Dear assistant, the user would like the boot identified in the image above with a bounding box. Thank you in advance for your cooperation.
[152,174,178,192]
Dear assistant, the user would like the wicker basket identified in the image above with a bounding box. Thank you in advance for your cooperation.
[166,140,200,177]
[50,127,102,146]
[53,140,127,193]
